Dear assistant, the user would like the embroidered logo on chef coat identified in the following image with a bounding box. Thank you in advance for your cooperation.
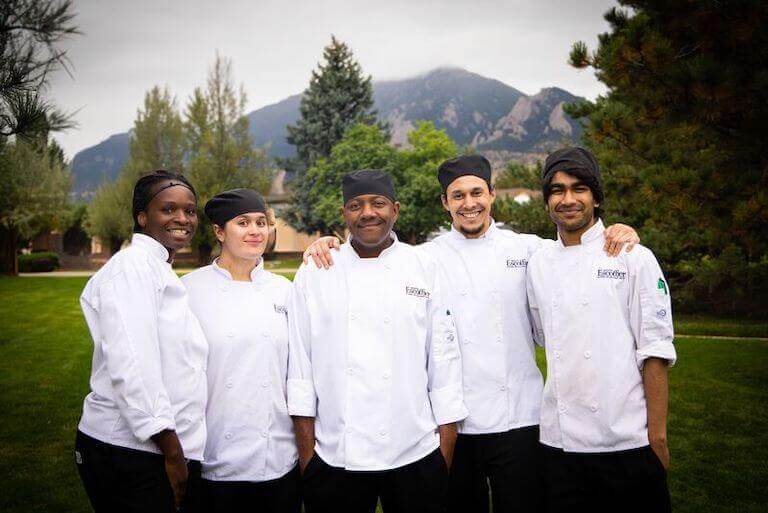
[274,304,287,315]
[656,308,667,319]
[506,258,528,268]
[405,286,430,299]
[596,268,627,280]
[657,278,668,295]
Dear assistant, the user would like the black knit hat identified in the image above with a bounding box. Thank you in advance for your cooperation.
[204,188,267,227]
[342,169,396,204]
[437,155,492,192]
[542,147,604,208]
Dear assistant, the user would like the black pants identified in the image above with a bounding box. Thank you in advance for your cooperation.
[201,466,301,513]
[542,444,671,513]
[302,448,449,513]
[75,430,202,513]
[447,425,543,513]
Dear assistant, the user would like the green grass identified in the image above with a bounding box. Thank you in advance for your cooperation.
[1,276,766,512]
[675,314,767,338]
[264,257,303,270]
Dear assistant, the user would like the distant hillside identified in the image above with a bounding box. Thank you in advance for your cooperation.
[70,68,584,195]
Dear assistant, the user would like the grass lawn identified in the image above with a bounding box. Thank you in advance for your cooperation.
[675,314,767,338]
[1,276,766,512]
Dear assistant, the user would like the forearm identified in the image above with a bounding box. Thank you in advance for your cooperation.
[152,429,185,461]
[643,357,670,444]
[438,422,458,467]
[292,416,316,460]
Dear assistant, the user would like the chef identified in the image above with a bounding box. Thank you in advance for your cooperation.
[302,155,640,513]
[287,169,468,513]
[75,170,208,513]
[182,189,299,512]
[526,147,676,513]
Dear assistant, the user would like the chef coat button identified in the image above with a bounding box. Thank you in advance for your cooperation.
[347,367,355,375]
[581,297,589,306]
[226,382,233,389]
[559,404,566,413]
[382,372,390,380]
[227,332,234,338]
[346,427,353,434]
[262,331,269,337]
[554,350,561,359]
[590,403,599,412]
[225,433,232,440]
[349,313,357,321]
[262,380,270,388]
[447,333,455,341]
[464,338,471,345]
[202,366,207,373]
[496,336,502,343]
[379,428,388,436]
[500,385,507,391]
[552,299,559,308]
[221,286,228,293]
[584,350,592,359]
[383,316,391,324]
[460,290,468,296]
[261,431,268,438]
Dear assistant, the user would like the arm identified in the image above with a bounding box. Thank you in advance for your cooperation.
[152,430,188,510]
[302,236,342,269]
[287,269,319,468]
[525,263,545,347]
[643,358,670,469]
[425,267,469,464]
[603,223,640,256]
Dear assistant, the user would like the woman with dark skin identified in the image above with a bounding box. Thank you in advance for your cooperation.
[75,170,208,513]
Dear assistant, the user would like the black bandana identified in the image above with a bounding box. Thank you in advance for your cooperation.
[342,169,396,204]
[204,188,267,227]
[437,155,492,192]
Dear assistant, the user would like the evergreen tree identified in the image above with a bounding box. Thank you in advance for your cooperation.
[284,36,380,234]
[86,86,186,254]
[185,54,272,264]
[567,0,768,315]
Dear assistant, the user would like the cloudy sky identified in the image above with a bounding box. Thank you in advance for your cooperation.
[49,0,618,159]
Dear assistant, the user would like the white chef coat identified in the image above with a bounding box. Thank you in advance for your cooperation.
[421,222,545,434]
[78,233,208,460]
[287,234,468,471]
[526,220,677,453]
[182,260,298,481]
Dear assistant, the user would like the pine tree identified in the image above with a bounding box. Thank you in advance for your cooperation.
[284,36,380,234]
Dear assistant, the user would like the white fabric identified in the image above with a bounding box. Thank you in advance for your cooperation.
[526,220,677,453]
[78,233,208,460]
[287,235,468,471]
[182,260,297,482]
[421,222,546,434]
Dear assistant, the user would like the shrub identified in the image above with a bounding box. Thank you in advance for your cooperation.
[18,252,60,273]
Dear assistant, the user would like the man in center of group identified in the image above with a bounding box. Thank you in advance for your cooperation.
[287,169,468,513]
[303,156,639,512]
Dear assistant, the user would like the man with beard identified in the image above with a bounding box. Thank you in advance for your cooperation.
[288,169,468,513]
[302,155,639,512]
[526,147,675,512]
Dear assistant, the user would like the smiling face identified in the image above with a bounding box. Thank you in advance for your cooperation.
[546,171,598,235]
[442,175,496,238]
[214,212,269,261]
[137,183,198,252]
[342,194,399,250]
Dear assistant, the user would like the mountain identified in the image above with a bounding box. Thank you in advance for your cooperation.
[70,68,584,195]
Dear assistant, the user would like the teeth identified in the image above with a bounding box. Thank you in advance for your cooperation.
[461,212,480,218]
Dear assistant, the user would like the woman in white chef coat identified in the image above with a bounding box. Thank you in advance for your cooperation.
[182,188,299,513]
[75,170,208,513]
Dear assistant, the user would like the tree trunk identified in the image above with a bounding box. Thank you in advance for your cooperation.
[0,224,18,275]
[197,244,212,266]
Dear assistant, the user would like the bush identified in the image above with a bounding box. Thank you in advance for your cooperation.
[18,252,60,273]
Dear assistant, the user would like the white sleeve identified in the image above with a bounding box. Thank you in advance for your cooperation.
[526,265,546,348]
[95,265,175,442]
[629,249,677,367]
[286,267,317,417]
[426,266,468,425]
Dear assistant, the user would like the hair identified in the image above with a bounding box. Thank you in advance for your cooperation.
[542,167,604,219]
[132,170,197,232]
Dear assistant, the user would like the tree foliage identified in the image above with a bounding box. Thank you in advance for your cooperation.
[284,36,380,234]
[0,0,80,140]
[494,161,541,190]
[185,54,272,262]
[568,0,768,315]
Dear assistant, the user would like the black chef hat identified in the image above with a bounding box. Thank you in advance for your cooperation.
[204,188,267,227]
[437,155,492,193]
[542,147,604,216]
[342,169,396,204]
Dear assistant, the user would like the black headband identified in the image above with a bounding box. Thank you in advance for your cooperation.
[146,181,195,204]
[204,188,267,227]
[342,169,396,204]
